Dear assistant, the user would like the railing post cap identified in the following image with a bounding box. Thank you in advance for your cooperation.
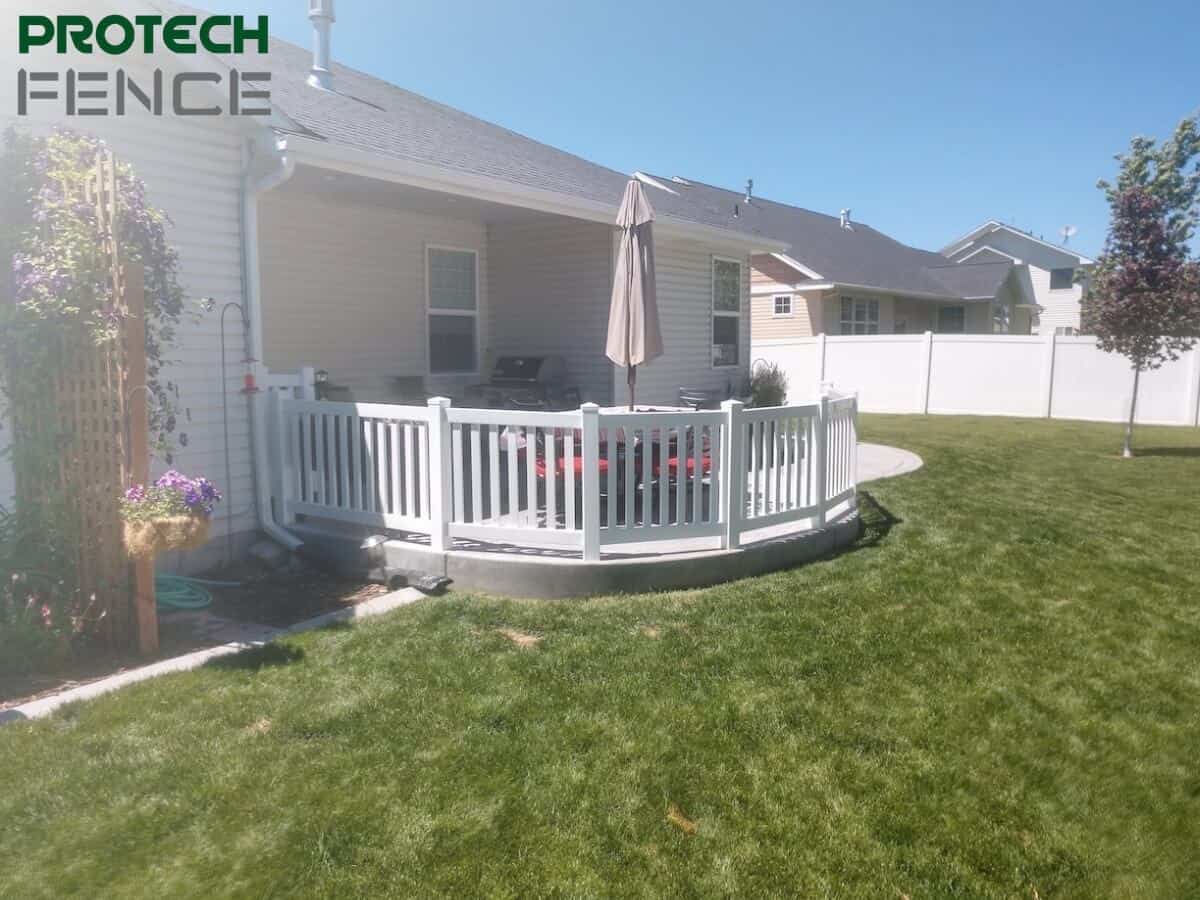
[721,398,744,410]
[580,402,600,413]
[427,396,452,408]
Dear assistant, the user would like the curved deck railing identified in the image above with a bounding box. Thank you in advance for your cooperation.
[268,391,858,561]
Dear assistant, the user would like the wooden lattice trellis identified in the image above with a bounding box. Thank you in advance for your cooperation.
[10,150,155,652]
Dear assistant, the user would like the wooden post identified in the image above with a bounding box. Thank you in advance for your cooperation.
[124,263,158,656]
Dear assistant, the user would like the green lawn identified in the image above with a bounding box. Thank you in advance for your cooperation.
[2,416,1198,898]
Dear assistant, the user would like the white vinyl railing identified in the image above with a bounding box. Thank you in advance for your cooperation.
[271,391,858,560]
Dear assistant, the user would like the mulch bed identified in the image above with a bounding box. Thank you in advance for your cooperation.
[205,562,387,628]
[1,561,386,711]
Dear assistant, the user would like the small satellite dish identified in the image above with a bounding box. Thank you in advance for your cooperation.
[1060,225,1078,245]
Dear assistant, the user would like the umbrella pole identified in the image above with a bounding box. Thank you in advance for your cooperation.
[628,365,636,411]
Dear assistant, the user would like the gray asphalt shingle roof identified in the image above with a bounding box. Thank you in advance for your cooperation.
[646,176,1015,301]
[171,0,1011,300]
[249,37,780,243]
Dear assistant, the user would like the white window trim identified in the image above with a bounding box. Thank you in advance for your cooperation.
[711,255,742,369]
[425,243,481,376]
[772,294,793,318]
[838,295,880,335]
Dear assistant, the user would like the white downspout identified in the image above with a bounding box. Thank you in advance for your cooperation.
[241,133,302,550]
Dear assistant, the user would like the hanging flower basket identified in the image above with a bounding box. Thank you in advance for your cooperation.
[120,472,222,559]
[123,515,212,559]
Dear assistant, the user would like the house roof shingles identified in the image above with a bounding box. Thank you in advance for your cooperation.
[170,1,1013,301]
[648,176,1015,301]
[244,36,782,243]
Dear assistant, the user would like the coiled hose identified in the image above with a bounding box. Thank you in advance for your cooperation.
[153,575,242,611]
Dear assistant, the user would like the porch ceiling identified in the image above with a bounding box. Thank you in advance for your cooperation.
[286,164,570,226]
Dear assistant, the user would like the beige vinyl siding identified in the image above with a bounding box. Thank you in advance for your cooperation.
[624,239,751,406]
[258,185,487,396]
[751,291,819,339]
[0,87,254,548]
[487,216,614,404]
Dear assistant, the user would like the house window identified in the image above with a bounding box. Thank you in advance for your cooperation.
[773,294,792,316]
[1050,267,1075,290]
[937,305,965,333]
[839,297,879,334]
[427,246,477,373]
[712,257,741,367]
[1055,326,1079,336]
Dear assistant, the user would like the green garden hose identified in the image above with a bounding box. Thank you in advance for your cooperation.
[154,575,215,610]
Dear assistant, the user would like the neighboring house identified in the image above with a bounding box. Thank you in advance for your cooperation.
[642,180,1037,339]
[941,221,1094,335]
[0,1,786,554]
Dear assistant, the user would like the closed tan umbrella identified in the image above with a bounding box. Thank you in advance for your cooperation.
[606,179,663,410]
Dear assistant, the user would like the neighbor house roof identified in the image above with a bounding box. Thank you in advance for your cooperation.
[941,220,1095,265]
[650,176,1014,301]
[922,261,1016,300]
[216,23,784,246]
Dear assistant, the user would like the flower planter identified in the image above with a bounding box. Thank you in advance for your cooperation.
[123,514,211,559]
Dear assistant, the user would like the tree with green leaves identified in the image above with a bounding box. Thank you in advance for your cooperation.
[1083,116,1200,457]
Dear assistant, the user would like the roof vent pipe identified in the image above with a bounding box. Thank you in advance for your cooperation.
[745,178,753,203]
[307,0,335,90]
[839,208,852,229]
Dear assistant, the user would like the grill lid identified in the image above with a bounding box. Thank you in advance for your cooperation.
[489,355,566,384]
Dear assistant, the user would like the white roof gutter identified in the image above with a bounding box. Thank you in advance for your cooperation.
[283,135,789,253]
[793,281,990,302]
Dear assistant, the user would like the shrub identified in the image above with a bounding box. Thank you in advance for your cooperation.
[750,361,788,407]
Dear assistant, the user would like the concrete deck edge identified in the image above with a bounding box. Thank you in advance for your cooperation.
[0,587,425,726]
[289,513,862,600]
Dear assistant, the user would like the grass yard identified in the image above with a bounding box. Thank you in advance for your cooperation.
[1,416,1198,898]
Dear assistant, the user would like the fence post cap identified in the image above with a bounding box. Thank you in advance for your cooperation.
[580,402,600,413]
[426,396,452,408]
[720,398,744,410]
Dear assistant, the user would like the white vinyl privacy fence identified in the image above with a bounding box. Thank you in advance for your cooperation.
[754,333,1200,426]
[270,393,859,560]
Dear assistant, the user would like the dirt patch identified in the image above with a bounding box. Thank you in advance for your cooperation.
[496,628,541,649]
[639,625,662,639]
[205,561,387,627]
[1,560,384,710]
[666,802,698,836]
[245,717,272,735]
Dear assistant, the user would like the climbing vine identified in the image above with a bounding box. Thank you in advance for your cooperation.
[0,128,190,664]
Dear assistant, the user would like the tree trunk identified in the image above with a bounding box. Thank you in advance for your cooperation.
[1123,366,1141,458]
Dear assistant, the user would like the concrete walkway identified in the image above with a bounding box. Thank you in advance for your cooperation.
[858,442,923,484]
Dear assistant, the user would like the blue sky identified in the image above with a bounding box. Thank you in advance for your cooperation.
[219,0,1198,257]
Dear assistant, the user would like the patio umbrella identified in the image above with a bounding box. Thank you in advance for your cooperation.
[606,179,663,410]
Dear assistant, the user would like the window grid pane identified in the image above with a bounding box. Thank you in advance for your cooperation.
[429,249,477,310]
[713,259,741,312]
[429,314,476,373]
[840,296,879,334]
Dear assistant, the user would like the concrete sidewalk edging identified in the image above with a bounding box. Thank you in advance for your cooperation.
[0,587,425,727]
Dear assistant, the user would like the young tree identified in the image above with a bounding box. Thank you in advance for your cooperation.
[1083,116,1200,457]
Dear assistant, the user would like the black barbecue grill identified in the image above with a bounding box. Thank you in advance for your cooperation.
[466,355,580,410]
